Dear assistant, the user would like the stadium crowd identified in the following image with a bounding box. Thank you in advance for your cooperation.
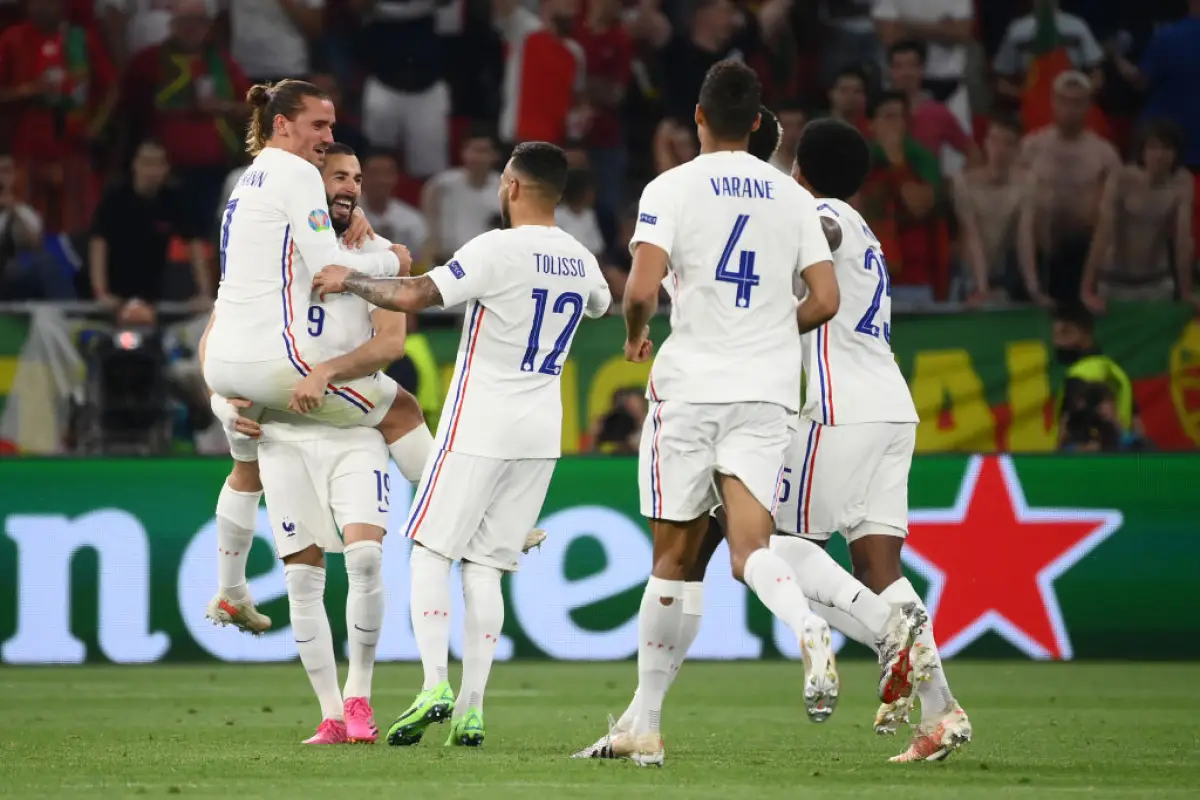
[2,0,1199,309]
[0,0,1194,455]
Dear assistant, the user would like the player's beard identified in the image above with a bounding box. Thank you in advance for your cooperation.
[499,195,511,230]
[329,195,356,235]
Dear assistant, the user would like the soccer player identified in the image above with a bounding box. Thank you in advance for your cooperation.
[200,143,422,744]
[311,142,611,749]
[774,119,971,762]
[203,79,427,453]
[748,105,783,163]
[600,61,847,767]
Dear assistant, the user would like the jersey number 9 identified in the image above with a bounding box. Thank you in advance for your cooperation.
[307,305,325,337]
[521,288,584,375]
[715,214,760,308]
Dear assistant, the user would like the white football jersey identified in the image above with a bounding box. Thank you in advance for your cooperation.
[630,151,833,411]
[801,198,919,425]
[427,226,612,459]
[208,147,399,364]
[309,234,394,355]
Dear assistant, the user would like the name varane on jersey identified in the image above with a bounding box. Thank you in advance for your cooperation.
[630,151,833,411]
[802,198,919,425]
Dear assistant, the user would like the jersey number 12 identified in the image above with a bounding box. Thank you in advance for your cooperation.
[521,288,584,375]
[715,214,760,308]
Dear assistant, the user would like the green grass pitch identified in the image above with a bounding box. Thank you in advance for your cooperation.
[1,661,1197,798]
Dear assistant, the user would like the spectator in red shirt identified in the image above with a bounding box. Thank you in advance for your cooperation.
[888,39,980,174]
[574,0,632,250]
[0,0,116,234]
[120,0,249,238]
[499,0,585,148]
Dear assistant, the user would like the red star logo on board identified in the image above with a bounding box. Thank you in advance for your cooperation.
[904,455,1122,660]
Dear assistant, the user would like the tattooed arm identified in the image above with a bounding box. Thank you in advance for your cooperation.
[313,266,444,312]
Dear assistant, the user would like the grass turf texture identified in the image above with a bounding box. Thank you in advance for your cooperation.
[1,661,1197,798]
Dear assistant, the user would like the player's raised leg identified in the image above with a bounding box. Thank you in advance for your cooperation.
[205,397,269,634]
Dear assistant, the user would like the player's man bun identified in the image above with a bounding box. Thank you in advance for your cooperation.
[245,79,328,156]
[510,141,570,202]
[698,60,762,141]
[748,105,782,163]
[795,119,871,201]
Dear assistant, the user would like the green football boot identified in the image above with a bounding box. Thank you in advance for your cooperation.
[444,707,485,747]
[386,682,455,746]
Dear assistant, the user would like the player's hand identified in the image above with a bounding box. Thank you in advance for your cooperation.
[390,243,412,276]
[1081,289,1106,315]
[624,327,653,363]
[288,369,329,414]
[313,265,351,299]
[342,207,376,248]
[233,413,262,439]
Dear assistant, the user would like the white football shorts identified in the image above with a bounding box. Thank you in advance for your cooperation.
[775,419,915,541]
[204,356,397,430]
[256,426,391,559]
[403,450,555,572]
[639,400,791,522]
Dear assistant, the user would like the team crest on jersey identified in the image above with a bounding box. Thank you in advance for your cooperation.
[639,213,657,225]
[448,259,465,279]
[308,209,331,232]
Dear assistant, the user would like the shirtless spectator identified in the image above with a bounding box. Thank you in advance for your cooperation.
[1019,71,1120,303]
[953,115,1042,307]
[1081,120,1197,314]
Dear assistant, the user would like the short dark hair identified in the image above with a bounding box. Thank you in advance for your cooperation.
[869,90,907,119]
[888,39,927,65]
[1137,117,1186,165]
[510,141,569,200]
[463,120,497,146]
[325,142,356,159]
[795,119,871,200]
[987,113,1023,138]
[698,60,762,141]
[831,65,868,91]
[1053,303,1096,333]
[748,105,782,163]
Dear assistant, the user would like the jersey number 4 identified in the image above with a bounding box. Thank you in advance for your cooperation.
[854,248,891,344]
[715,214,760,308]
[521,288,584,375]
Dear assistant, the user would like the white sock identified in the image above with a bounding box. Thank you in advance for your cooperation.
[742,548,814,638]
[811,602,877,650]
[617,580,703,733]
[409,545,452,690]
[458,561,503,718]
[770,535,892,636]
[343,540,384,701]
[215,480,261,602]
[284,564,342,721]
[633,577,683,735]
[881,577,955,716]
[389,424,434,484]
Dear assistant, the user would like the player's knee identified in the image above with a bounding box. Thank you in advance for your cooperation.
[228,459,262,493]
[282,544,324,569]
[344,539,383,582]
[379,391,425,442]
